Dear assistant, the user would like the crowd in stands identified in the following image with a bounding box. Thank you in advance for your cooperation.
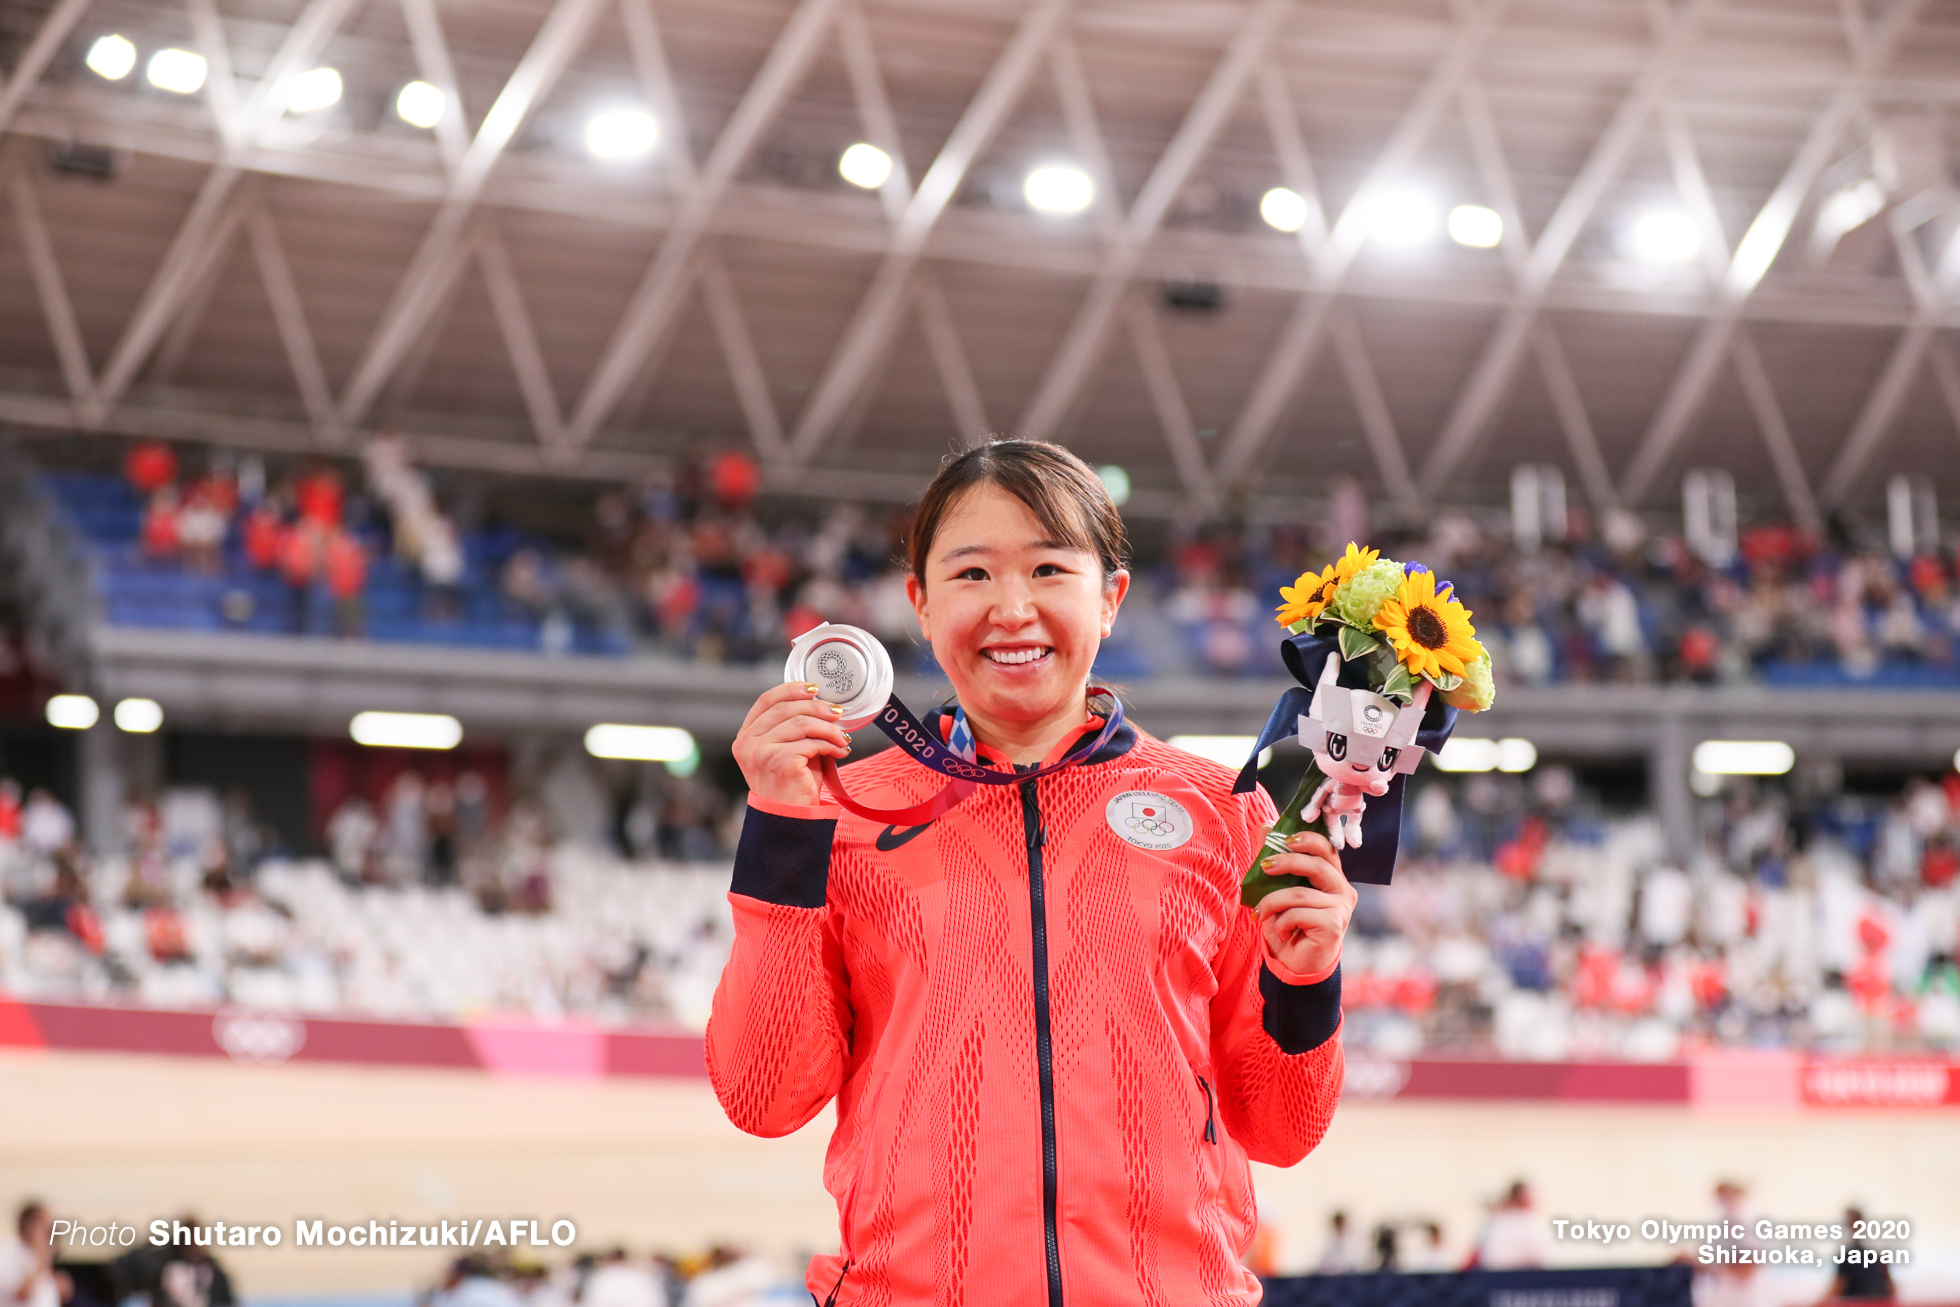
[1149,507,1960,687]
[0,1194,800,1307]
[5,752,1958,1057]
[2,1199,239,1307]
[422,1245,792,1307]
[44,439,1960,687]
[0,777,735,1030]
[1335,765,1960,1061]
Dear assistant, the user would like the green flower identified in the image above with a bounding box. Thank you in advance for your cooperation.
[1441,650,1495,712]
[1331,558,1406,629]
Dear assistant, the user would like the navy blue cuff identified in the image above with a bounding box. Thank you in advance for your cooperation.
[732,806,835,909]
[1259,963,1342,1055]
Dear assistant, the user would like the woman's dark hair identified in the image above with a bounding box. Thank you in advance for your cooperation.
[906,440,1129,585]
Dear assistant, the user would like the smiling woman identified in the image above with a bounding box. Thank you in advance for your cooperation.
[714,440,1354,1307]
[901,441,1129,765]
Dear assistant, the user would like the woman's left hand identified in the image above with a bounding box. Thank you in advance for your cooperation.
[1253,830,1357,977]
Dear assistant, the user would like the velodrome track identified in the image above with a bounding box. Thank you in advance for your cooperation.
[5,1046,1958,1301]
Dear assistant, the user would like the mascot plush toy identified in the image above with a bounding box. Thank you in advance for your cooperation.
[1294,656,1435,849]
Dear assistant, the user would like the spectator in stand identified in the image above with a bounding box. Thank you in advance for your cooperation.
[278,516,324,634]
[177,470,236,573]
[1697,1182,1765,1307]
[110,1217,237,1307]
[242,498,283,571]
[678,1246,773,1307]
[19,788,73,860]
[502,549,555,621]
[1827,1207,1894,1302]
[426,780,458,886]
[1473,1181,1551,1269]
[293,464,343,527]
[430,1256,522,1307]
[323,528,367,636]
[0,1201,61,1307]
[0,780,22,901]
[324,794,377,883]
[383,772,429,883]
[583,1248,668,1307]
[27,856,106,954]
[125,441,177,496]
[1404,1222,1452,1273]
[420,512,466,621]
[140,485,181,560]
[1316,1211,1362,1274]
[455,771,492,858]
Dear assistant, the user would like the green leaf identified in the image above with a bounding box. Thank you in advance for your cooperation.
[1381,662,1416,702]
[1426,669,1464,692]
[1337,623,1380,661]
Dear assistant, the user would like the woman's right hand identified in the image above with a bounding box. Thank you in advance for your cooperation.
[734,681,853,808]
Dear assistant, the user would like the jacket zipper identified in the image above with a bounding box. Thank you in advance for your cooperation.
[817,1258,852,1307]
[1018,776,1064,1307]
[1196,1073,1217,1145]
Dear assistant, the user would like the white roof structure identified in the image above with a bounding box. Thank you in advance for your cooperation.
[1,0,1957,519]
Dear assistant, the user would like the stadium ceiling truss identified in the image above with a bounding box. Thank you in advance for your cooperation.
[1,0,1959,518]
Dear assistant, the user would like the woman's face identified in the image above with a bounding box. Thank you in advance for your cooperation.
[907,484,1129,735]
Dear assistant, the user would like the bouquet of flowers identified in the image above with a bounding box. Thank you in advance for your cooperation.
[1236,543,1495,905]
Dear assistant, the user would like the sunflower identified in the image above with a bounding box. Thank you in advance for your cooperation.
[1273,542,1380,629]
[1276,563,1339,627]
[1374,569,1482,681]
[1330,541,1380,586]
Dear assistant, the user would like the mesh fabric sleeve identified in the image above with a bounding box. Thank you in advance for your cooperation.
[705,796,854,1138]
[1206,786,1345,1167]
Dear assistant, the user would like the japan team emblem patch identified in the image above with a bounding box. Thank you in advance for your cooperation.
[1105,790,1194,852]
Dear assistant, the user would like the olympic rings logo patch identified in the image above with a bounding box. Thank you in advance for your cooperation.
[1104,790,1194,852]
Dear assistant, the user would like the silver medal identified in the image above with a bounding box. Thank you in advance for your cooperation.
[784,623,894,730]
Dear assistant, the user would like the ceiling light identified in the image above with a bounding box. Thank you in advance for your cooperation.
[396,80,445,129]
[1448,204,1503,249]
[45,694,99,730]
[1168,736,1272,770]
[1692,740,1794,776]
[1025,165,1093,214]
[1817,179,1885,241]
[1495,738,1537,773]
[1433,737,1498,772]
[585,109,658,160]
[114,698,164,733]
[1260,187,1309,233]
[146,47,207,95]
[1365,187,1440,246]
[1096,464,1131,507]
[585,724,696,762]
[349,711,462,750]
[284,66,342,114]
[85,34,137,80]
[1626,210,1699,263]
[839,142,892,190]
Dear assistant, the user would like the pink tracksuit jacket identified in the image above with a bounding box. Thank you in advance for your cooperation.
[708,710,1344,1306]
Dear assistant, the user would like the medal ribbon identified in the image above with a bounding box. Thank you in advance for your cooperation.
[818,688,1126,825]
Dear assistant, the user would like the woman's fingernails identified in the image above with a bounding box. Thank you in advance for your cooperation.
[831,704,846,717]
[1260,856,1276,870]
[806,683,820,694]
